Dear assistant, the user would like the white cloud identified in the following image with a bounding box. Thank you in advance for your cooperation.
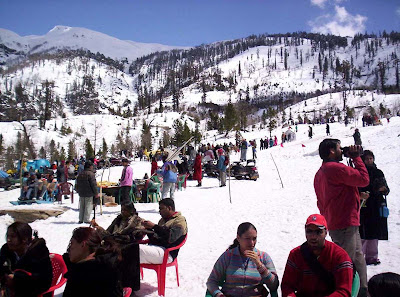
[397,7,400,17]
[309,5,367,37]
[311,0,328,9]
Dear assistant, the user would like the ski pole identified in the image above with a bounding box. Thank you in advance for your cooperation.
[270,153,284,188]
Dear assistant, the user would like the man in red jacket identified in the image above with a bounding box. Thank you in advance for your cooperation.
[282,214,353,297]
[314,139,369,297]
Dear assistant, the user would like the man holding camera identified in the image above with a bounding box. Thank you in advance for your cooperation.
[314,139,370,297]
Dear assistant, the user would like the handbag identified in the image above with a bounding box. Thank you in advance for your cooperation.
[379,205,389,218]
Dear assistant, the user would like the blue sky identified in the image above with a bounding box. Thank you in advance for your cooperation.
[1,0,399,46]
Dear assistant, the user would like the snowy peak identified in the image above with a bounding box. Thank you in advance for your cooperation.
[0,25,189,63]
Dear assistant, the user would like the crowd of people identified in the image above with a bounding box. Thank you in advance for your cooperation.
[0,198,187,297]
[1,122,398,297]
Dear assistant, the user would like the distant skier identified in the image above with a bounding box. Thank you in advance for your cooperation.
[308,126,313,139]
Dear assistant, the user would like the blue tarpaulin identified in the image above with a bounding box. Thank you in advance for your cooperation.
[0,170,9,178]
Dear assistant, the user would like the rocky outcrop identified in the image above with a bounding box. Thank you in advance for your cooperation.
[0,208,68,223]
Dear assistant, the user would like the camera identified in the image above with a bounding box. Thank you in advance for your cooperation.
[342,146,363,158]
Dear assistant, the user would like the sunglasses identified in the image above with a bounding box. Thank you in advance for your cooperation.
[305,228,325,235]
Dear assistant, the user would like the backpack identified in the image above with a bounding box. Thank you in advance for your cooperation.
[224,156,229,166]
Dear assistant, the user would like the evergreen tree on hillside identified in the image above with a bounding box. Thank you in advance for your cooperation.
[0,134,3,156]
[193,119,202,144]
[162,131,171,148]
[68,140,76,161]
[223,101,238,136]
[85,138,94,159]
[38,80,55,129]
[59,147,66,161]
[39,146,46,159]
[102,138,108,158]
[141,120,152,150]
[49,139,58,162]
[172,119,184,147]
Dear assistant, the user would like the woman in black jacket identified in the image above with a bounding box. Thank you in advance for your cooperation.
[63,227,123,297]
[359,150,390,265]
[0,222,52,297]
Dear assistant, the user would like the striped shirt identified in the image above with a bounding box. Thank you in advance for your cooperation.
[207,246,279,296]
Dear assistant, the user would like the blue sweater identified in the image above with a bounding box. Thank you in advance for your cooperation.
[207,246,279,296]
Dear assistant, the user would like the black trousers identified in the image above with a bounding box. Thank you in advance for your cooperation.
[120,243,140,291]
[119,186,131,205]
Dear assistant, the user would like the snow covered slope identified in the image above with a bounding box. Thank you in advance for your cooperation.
[0,26,188,64]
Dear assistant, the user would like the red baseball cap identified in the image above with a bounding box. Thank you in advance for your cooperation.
[305,214,328,230]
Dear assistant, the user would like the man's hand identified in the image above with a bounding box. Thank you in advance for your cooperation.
[360,192,370,200]
[142,220,155,229]
[348,145,362,158]
[90,219,98,227]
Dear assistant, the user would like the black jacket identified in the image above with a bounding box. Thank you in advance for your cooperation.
[63,252,123,297]
[75,168,98,197]
[0,238,52,297]
[359,164,390,240]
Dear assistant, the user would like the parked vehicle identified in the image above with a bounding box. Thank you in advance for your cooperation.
[203,160,219,178]
[109,157,123,166]
[228,159,259,181]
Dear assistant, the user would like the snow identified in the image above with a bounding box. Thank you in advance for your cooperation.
[0,26,189,63]
[1,111,399,296]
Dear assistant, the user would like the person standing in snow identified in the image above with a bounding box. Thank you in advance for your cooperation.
[240,139,248,161]
[193,153,203,187]
[206,222,279,297]
[119,158,133,205]
[75,161,99,224]
[159,158,178,199]
[314,139,369,296]
[326,123,330,136]
[359,150,390,266]
[353,128,362,145]
[281,214,353,297]
[308,126,313,139]
[216,149,226,187]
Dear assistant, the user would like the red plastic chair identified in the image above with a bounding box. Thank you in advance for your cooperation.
[140,234,188,296]
[38,253,67,297]
[56,182,74,203]
[123,287,132,297]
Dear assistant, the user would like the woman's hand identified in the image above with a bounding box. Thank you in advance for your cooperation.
[243,250,262,267]
[360,192,370,200]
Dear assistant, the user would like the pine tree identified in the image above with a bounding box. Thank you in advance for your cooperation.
[141,120,152,150]
[85,138,94,159]
[0,134,3,156]
[68,140,76,161]
[223,101,238,136]
[39,146,46,159]
[102,138,108,158]
[162,131,170,148]
[49,139,58,163]
[172,119,184,146]
[60,147,66,161]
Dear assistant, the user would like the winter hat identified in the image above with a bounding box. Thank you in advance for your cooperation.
[217,148,224,155]
[305,214,328,230]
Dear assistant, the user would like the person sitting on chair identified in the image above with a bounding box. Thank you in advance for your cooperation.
[0,222,52,297]
[140,198,187,264]
[206,222,279,297]
[62,227,123,297]
[91,203,145,293]
[281,214,354,297]
[21,172,39,200]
